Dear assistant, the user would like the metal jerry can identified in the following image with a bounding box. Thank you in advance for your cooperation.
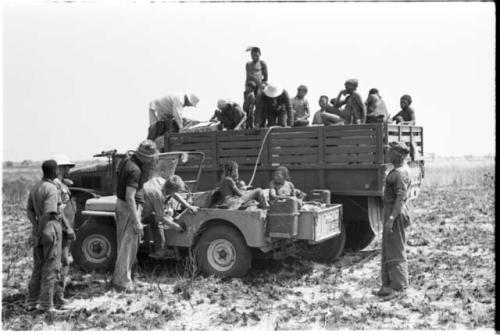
[267,198,299,238]
[307,189,331,204]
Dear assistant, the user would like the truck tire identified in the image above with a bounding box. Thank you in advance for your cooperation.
[71,218,116,272]
[195,225,252,278]
[298,225,346,263]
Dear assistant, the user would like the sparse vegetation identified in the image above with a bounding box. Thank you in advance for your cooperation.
[2,157,495,330]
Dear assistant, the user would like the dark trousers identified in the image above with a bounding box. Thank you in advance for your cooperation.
[266,109,287,127]
[381,207,410,290]
[27,220,62,309]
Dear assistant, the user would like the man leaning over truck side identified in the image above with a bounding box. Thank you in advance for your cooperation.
[374,141,412,300]
[111,140,158,292]
[143,175,199,259]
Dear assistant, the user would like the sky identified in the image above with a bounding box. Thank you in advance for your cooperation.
[1,1,496,161]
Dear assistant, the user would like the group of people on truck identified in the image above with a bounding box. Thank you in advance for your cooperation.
[147,46,416,145]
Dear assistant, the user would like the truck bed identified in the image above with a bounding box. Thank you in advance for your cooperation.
[165,124,423,197]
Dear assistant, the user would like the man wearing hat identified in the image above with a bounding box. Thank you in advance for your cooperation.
[52,155,77,308]
[334,79,366,124]
[111,140,159,292]
[147,92,200,147]
[374,141,412,300]
[392,95,415,125]
[255,82,293,128]
[26,160,63,313]
[210,99,246,130]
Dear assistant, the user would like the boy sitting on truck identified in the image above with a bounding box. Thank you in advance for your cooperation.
[312,96,346,126]
[218,161,268,210]
[291,85,311,127]
[392,95,416,125]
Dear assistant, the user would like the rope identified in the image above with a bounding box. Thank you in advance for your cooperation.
[248,126,280,187]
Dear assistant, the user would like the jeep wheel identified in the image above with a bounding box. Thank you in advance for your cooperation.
[195,225,251,278]
[72,218,116,272]
[298,224,346,263]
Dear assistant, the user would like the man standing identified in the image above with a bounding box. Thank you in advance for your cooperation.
[52,155,77,308]
[374,142,412,300]
[26,160,63,313]
[365,88,389,123]
[111,140,159,292]
[143,175,198,258]
[256,83,293,128]
[147,92,200,145]
[334,79,366,124]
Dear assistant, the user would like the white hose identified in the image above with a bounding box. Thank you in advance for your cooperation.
[247,126,280,187]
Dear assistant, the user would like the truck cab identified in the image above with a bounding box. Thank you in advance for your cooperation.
[71,151,344,278]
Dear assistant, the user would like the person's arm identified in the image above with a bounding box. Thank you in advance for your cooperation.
[227,177,243,197]
[125,186,143,234]
[385,170,410,231]
[173,96,184,130]
[234,105,247,130]
[334,91,347,108]
[149,101,158,125]
[26,192,38,245]
[268,181,277,201]
[261,61,268,83]
[171,192,199,214]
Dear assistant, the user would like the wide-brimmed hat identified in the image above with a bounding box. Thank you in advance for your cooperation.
[185,92,200,107]
[263,83,283,98]
[134,140,159,160]
[52,154,75,167]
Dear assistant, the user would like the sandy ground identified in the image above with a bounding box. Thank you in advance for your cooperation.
[2,183,495,330]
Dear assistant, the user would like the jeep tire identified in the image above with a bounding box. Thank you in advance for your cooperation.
[71,218,117,272]
[195,225,251,278]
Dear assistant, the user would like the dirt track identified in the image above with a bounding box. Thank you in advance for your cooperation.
[2,183,495,330]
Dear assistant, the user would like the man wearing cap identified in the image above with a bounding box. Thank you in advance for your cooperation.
[26,160,63,313]
[52,155,77,308]
[255,83,293,128]
[210,99,246,130]
[334,79,366,124]
[392,95,415,125]
[147,92,200,144]
[374,141,412,300]
[143,175,198,259]
[111,140,159,292]
[365,88,389,124]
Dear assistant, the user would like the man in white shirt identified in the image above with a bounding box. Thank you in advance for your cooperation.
[148,92,200,130]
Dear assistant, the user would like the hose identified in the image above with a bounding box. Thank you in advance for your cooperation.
[247,126,280,187]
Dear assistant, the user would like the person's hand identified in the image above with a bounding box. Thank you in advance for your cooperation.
[66,228,76,241]
[384,216,395,232]
[133,222,144,236]
[188,206,199,214]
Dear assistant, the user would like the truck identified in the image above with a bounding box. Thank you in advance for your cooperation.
[71,151,344,278]
[163,123,424,253]
[68,123,424,276]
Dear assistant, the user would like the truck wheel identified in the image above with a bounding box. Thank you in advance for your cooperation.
[195,225,252,278]
[71,218,116,272]
[298,225,346,263]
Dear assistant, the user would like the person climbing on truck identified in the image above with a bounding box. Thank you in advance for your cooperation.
[143,175,199,259]
[374,141,412,300]
[209,99,246,130]
[256,83,293,128]
[392,94,416,125]
[218,161,268,210]
[268,166,304,203]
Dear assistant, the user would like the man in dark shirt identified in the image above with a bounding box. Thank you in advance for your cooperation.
[256,83,293,128]
[210,99,246,130]
[392,94,416,125]
[111,140,159,292]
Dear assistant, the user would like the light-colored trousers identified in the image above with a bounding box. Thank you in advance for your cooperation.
[112,199,142,289]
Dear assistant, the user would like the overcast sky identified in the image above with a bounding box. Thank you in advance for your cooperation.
[1,1,496,161]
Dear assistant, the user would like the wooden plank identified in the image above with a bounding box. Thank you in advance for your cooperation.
[218,141,263,149]
[169,142,213,150]
[217,134,264,142]
[270,138,319,147]
[270,147,318,154]
[270,154,318,164]
[324,146,377,154]
[325,153,377,164]
[388,134,422,142]
[375,124,384,164]
[270,132,320,139]
[218,148,261,156]
[323,128,377,137]
[219,157,261,166]
[324,137,377,145]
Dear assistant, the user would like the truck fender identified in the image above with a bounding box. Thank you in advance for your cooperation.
[192,219,248,249]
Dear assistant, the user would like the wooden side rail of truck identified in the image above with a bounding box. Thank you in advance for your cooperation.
[164,123,424,252]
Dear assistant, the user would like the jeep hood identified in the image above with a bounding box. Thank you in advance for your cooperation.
[86,195,117,212]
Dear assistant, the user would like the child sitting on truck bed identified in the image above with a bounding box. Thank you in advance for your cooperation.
[218,161,268,210]
[269,166,304,203]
